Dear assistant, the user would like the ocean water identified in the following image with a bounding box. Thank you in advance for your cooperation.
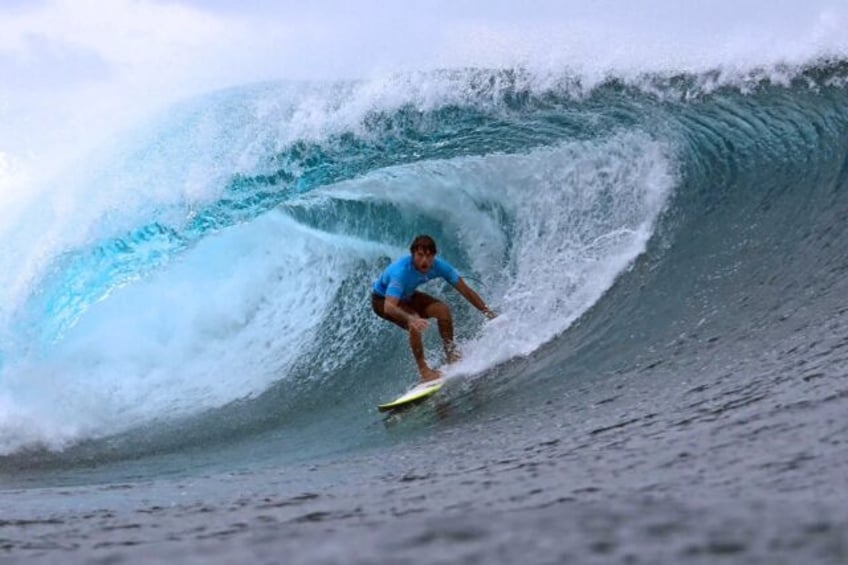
[2,6,848,563]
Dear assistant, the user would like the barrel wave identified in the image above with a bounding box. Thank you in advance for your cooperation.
[1,61,847,478]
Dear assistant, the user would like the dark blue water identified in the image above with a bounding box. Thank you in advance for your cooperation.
[1,64,847,563]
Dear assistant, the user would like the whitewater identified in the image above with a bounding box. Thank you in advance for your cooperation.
[1,2,847,563]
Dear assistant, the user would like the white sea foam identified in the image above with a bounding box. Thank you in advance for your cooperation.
[0,212,365,454]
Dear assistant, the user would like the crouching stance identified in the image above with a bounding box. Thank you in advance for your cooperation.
[371,235,496,382]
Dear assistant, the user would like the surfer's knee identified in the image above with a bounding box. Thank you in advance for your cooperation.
[430,301,452,321]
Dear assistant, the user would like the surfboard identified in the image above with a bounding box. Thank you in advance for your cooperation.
[377,378,444,412]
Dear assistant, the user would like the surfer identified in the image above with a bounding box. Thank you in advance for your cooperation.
[371,235,496,382]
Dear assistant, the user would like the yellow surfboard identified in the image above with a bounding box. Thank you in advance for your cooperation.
[377,378,444,412]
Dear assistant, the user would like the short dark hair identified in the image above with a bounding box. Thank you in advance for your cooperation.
[410,234,437,255]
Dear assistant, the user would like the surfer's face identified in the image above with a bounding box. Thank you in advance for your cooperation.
[412,248,435,272]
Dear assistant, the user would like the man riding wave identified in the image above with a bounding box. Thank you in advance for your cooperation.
[371,235,496,382]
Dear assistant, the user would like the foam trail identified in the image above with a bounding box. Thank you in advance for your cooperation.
[448,137,673,376]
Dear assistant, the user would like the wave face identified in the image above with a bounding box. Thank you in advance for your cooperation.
[1,62,847,472]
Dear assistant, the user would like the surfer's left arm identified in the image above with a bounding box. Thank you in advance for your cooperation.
[454,278,497,320]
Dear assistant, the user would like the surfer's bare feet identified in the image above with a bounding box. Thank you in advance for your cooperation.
[419,366,442,382]
[445,341,461,364]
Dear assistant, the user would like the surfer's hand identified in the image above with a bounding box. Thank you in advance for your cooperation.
[408,316,429,332]
[483,309,497,320]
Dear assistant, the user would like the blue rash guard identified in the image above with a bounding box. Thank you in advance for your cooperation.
[372,255,461,301]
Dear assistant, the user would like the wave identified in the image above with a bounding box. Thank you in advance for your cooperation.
[1,60,847,468]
